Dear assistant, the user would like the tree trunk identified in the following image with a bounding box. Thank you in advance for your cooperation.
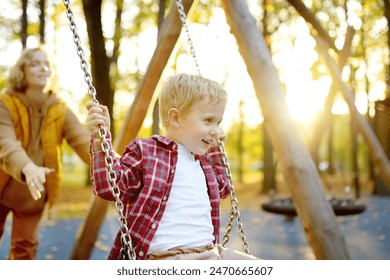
[261,0,276,195]
[21,0,28,48]
[111,0,123,69]
[222,0,350,260]
[39,0,45,43]
[349,66,361,198]
[82,0,114,134]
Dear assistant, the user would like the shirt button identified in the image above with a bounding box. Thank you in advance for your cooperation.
[172,144,176,149]
[139,251,144,257]
[151,223,156,229]
[170,168,175,174]
[163,196,167,201]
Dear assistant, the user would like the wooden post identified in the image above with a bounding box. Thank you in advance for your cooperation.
[70,0,198,259]
[221,0,350,259]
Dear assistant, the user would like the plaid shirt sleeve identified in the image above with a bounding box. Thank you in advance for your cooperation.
[89,132,143,203]
[207,145,231,199]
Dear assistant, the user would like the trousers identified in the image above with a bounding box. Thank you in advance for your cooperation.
[0,203,44,259]
[147,244,258,260]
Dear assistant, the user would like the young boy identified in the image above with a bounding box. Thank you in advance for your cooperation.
[86,73,257,260]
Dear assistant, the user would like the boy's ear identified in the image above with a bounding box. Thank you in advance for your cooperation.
[167,108,180,128]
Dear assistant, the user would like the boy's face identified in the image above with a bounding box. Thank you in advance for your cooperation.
[174,98,226,155]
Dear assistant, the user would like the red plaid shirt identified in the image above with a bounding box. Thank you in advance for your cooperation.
[90,134,230,260]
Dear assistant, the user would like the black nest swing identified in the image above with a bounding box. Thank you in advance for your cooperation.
[261,160,367,217]
[261,196,366,216]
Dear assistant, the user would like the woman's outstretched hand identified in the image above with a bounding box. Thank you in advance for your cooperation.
[22,162,54,200]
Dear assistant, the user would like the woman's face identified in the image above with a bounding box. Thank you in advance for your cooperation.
[23,50,51,89]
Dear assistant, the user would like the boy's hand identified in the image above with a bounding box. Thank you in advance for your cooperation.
[86,101,111,135]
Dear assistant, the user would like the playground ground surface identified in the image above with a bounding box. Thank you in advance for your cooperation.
[0,176,389,260]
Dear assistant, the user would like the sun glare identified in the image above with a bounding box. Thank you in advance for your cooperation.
[285,76,331,123]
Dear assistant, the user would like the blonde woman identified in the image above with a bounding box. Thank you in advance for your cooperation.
[0,47,90,259]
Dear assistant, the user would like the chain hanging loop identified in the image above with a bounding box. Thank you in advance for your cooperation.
[63,0,136,260]
[175,0,250,254]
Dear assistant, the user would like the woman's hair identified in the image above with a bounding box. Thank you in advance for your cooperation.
[8,47,51,92]
[159,73,227,128]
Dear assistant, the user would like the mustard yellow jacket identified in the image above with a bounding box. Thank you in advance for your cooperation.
[0,92,90,211]
[0,93,66,209]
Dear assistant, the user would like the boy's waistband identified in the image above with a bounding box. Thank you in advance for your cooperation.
[147,243,214,260]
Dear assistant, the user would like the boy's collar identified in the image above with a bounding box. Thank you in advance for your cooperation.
[151,135,176,147]
[150,136,205,160]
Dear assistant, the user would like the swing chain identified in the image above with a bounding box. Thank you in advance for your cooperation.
[63,0,97,104]
[175,0,201,76]
[63,0,136,260]
[100,134,136,260]
[175,0,250,254]
[218,141,250,254]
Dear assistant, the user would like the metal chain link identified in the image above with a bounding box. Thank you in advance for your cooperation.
[175,0,201,76]
[175,0,250,253]
[218,141,250,254]
[63,0,136,260]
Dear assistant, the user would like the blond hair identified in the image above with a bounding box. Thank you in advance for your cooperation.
[159,73,227,128]
[8,47,51,92]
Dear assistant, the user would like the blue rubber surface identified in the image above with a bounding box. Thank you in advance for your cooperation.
[1,195,389,260]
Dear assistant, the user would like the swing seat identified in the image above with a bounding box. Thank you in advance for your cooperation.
[261,197,366,216]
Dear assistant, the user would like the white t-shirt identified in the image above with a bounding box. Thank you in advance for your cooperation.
[148,143,214,254]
